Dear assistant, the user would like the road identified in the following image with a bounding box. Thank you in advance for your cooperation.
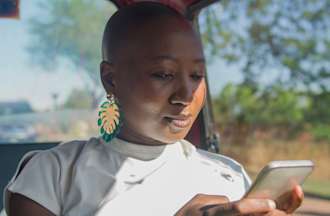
[296,196,330,216]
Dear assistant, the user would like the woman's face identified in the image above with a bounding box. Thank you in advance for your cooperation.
[102,17,206,145]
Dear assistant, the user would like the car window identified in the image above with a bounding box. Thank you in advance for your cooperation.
[0,0,116,144]
[199,1,330,195]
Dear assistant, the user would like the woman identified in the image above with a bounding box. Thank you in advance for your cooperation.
[5,2,303,216]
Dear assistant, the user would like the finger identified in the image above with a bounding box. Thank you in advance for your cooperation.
[175,194,230,216]
[276,185,304,213]
[196,194,230,215]
[212,199,276,216]
[264,209,291,216]
[236,199,277,214]
[194,194,230,206]
[285,185,304,213]
[276,190,292,211]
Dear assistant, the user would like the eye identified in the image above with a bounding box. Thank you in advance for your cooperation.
[151,72,174,81]
[191,72,205,81]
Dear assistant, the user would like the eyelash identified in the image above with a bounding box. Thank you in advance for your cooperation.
[151,72,174,81]
[151,71,205,81]
[191,73,205,81]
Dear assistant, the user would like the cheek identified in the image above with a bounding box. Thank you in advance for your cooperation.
[192,81,206,113]
[118,83,167,123]
[131,86,167,114]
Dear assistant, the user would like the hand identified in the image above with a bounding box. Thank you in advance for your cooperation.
[175,194,277,216]
[276,185,304,213]
[175,186,304,216]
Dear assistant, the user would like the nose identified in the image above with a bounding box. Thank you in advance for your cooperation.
[169,78,194,106]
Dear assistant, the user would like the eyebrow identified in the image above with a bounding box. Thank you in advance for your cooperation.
[151,55,205,63]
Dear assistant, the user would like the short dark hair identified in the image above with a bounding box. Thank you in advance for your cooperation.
[102,2,185,62]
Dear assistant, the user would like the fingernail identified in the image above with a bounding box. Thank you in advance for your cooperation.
[267,200,276,209]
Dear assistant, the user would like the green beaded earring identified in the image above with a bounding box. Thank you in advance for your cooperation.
[98,94,122,142]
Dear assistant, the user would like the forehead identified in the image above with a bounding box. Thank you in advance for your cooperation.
[147,31,203,60]
[122,17,204,60]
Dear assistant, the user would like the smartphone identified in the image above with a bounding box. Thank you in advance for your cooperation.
[244,160,314,201]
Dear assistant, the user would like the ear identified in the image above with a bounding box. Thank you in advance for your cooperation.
[100,61,116,94]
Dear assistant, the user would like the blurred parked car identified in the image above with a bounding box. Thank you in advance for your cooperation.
[0,124,37,143]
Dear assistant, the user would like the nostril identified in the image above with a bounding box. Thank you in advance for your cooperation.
[169,91,194,106]
[169,80,195,105]
[169,97,191,106]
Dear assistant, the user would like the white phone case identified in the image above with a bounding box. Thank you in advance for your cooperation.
[244,160,314,200]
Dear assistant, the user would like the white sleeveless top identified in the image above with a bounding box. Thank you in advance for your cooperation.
[4,137,251,216]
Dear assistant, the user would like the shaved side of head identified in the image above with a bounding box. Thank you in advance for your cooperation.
[102,2,192,62]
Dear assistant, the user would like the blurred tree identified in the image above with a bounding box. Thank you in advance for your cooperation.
[62,88,94,109]
[213,83,308,139]
[27,0,115,107]
[306,91,330,124]
[257,86,307,126]
[201,0,330,90]
[305,91,330,142]
[213,83,260,125]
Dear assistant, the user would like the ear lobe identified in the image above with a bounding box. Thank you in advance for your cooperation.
[100,61,116,93]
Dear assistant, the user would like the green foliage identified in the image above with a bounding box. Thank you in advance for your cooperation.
[214,83,259,125]
[27,0,115,105]
[305,91,330,124]
[213,84,308,127]
[62,88,94,109]
[201,0,330,90]
[309,124,330,142]
[205,1,330,142]
[213,83,330,143]
[257,86,308,125]
[303,179,330,198]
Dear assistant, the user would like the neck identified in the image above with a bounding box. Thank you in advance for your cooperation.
[117,126,169,146]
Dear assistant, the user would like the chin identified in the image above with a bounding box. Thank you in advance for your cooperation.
[157,130,190,144]
[150,122,193,144]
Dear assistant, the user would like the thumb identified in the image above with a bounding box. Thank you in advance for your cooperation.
[283,185,304,213]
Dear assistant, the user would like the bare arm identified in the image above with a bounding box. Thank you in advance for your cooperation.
[8,193,55,216]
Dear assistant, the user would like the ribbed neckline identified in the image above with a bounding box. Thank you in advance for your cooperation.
[105,137,185,161]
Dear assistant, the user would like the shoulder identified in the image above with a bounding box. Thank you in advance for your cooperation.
[49,137,101,159]
[35,137,107,165]
[9,137,107,183]
[52,136,101,155]
[196,149,244,174]
[181,139,251,185]
[5,137,110,215]
[196,149,246,176]
[180,139,244,172]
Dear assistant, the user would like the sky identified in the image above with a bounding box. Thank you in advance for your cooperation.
[0,0,87,111]
[0,0,242,111]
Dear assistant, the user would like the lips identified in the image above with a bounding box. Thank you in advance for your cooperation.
[164,114,192,131]
[171,118,191,128]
